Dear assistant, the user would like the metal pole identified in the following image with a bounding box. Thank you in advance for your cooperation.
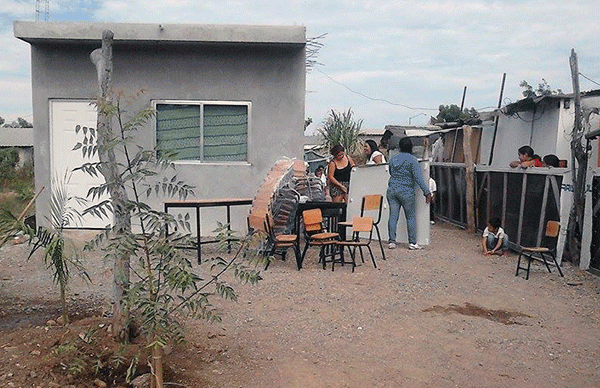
[487,73,506,166]
[460,86,467,112]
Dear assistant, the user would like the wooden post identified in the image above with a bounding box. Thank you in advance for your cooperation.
[565,48,588,265]
[90,30,132,342]
[463,125,475,232]
[502,173,508,228]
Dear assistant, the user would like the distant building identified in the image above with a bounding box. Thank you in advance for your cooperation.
[0,127,34,166]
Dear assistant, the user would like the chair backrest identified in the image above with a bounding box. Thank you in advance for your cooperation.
[352,216,373,233]
[361,194,383,223]
[545,221,560,238]
[302,208,324,233]
[264,212,275,236]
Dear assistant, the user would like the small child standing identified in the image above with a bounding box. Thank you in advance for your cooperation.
[429,177,437,225]
[482,217,509,255]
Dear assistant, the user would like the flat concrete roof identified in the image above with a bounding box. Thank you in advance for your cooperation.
[0,128,34,147]
[14,21,306,46]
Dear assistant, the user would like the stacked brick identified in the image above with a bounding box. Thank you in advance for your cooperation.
[248,159,306,235]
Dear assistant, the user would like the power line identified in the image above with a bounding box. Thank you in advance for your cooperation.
[315,67,437,111]
[579,72,600,87]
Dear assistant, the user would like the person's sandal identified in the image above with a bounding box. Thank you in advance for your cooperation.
[388,242,397,250]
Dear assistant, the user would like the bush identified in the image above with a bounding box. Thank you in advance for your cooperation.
[11,161,34,201]
[0,148,19,188]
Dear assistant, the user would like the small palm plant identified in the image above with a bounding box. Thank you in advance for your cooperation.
[318,108,363,154]
[27,172,90,325]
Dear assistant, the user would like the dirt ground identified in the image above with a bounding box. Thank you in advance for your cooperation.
[1,221,599,387]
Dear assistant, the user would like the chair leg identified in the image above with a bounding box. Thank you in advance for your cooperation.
[526,255,532,280]
[293,243,302,270]
[301,241,310,266]
[358,246,365,263]
[367,245,377,268]
[374,224,386,260]
[264,244,276,270]
[320,246,328,270]
[516,253,523,277]
[550,253,564,277]
[540,252,553,273]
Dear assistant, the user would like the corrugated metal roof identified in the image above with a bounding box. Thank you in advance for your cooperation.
[0,128,34,147]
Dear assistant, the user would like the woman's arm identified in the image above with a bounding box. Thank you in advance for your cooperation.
[373,153,383,164]
[411,159,430,196]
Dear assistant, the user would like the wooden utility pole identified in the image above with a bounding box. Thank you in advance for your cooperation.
[566,48,588,265]
[463,125,476,232]
[90,30,132,341]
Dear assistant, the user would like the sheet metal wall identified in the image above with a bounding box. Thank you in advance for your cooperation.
[431,163,565,251]
[431,163,467,227]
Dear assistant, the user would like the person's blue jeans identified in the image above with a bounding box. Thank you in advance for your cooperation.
[486,235,509,251]
[387,187,417,244]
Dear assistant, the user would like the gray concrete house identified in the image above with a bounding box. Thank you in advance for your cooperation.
[0,127,34,166]
[14,21,306,232]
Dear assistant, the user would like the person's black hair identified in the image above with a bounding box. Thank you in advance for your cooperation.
[488,217,501,228]
[330,144,344,156]
[365,140,379,157]
[518,145,534,157]
[543,154,559,167]
[380,130,393,148]
[532,154,541,160]
[399,137,413,154]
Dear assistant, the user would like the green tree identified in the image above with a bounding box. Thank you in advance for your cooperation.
[0,116,4,126]
[85,31,264,387]
[304,117,313,131]
[77,93,264,388]
[519,79,562,98]
[433,104,479,123]
[317,108,362,154]
[17,117,33,128]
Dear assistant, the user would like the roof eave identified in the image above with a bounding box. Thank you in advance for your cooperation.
[13,21,306,46]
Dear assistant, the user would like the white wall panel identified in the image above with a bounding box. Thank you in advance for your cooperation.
[347,161,430,245]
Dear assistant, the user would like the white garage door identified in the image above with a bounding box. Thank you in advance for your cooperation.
[50,100,113,229]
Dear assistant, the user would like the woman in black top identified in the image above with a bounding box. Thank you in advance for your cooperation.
[327,144,355,203]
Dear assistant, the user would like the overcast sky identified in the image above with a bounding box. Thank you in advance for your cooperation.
[1,0,599,132]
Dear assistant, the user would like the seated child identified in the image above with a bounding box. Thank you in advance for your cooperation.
[482,217,509,255]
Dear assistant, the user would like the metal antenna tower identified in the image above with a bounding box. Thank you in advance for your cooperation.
[35,0,49,21]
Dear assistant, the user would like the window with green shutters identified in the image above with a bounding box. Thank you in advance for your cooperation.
[156,102,249,162]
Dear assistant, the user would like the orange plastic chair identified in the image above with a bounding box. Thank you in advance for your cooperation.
[300,208,340,269]
[264,212,301,270]
[339,194,386,260]
[337,216,377,272]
